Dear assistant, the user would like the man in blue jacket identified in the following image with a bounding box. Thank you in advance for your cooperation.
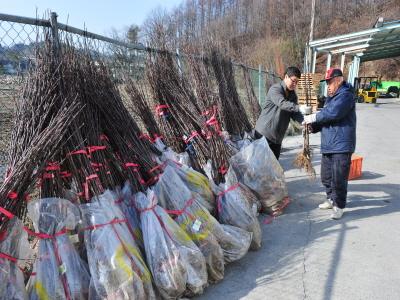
[304,68,356,219]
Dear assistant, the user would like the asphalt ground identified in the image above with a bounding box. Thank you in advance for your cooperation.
[196,98,400,300]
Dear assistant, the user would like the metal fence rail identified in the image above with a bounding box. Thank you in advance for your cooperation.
[0,11,280,178]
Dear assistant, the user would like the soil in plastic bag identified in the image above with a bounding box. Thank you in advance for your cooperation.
[216,183,262,250]
[0,217,31,300]
[81,190,156,300]
[228,137,288,214]
[155,166,252,265]
[116,182,145,252]
[137,190,207,298]
[27,198,90,300]
[164,160,215,214]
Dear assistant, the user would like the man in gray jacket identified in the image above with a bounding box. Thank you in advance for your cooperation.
[255,66,305,159]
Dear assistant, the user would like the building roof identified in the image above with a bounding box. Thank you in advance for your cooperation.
[309,19,400,62]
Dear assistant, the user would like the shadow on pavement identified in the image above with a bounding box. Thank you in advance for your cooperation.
[196,148,399,300]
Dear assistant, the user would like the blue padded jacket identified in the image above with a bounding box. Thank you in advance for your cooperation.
[314,82,356,154]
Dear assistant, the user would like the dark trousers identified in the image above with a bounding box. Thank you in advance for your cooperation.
[254,130,282,160]
[321,153,352,209]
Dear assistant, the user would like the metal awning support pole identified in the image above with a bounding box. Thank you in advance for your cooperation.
[348,62,354,86]
[326,52,332,70]
[312,50,317,73]
[340,53,346,71]
[324,52,332,96]
[348,56,360,86]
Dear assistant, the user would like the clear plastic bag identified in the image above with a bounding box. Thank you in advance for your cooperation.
[0,217,31,300]
[216,183,262,250]
[228,137,288,214]
[153,137,180,163]
[154,166,224,283]
[164,160,215,214]
[115,183,145,251]
[81,190,156,300]
[155,166,252,265]
[27,198,90,300]
[137,190,207,298]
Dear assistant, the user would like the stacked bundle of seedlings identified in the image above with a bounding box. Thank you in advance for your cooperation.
[210,50,252,138]
[145,50,187,155]
[146,50,213,174]
[0,37,81,228]
[241,65,261,126]
[184,51,233,184]
[78,51,163,190]
[124,76,161,144]
[38,43,119,202]
[24,39,162,299]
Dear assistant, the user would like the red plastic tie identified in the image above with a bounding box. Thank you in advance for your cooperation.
[67,149,87,156]
[166,198,195,219]
[23,227,68,240]
[45,162,61,171]
[42,173,55,179]
[184,131,200,144]
[60,171,72,178]
[155,104,170,116]
[82,218,127,231]
[0,252,17,263]
[148,163,165,174]
[217,183,240,214]
[87,146,106,154]
[7,191,18,200]
[218,165,228,175]
[100,134,109,141]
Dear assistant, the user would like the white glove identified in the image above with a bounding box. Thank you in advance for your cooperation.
[303,113,317,124]
[299,105,312,115]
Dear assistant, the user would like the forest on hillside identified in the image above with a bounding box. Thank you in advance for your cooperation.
[136,0,400,78]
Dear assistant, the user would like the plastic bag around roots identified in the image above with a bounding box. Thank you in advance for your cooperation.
[137,190,207,298]
[155,166,252,264]
[228,137,288,215]
[26,198,90,300]
[117,182,145,251]
[217,183,262,250]
[81,190,156,300]
[0,217,32,300]
[163,160,215,214]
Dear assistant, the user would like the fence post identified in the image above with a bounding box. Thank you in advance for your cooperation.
[50,12,60,57]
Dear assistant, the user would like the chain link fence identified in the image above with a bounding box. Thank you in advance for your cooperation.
[0,11,280,179]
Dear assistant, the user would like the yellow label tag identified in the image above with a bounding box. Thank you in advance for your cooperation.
[68,234,79,244]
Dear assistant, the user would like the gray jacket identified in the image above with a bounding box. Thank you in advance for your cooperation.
[255,81,303,144]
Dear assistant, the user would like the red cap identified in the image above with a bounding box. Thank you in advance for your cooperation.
[321,68,343,82]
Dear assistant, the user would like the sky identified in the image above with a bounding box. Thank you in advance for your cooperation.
[1,0,183,36]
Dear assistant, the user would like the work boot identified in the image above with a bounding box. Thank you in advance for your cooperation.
[318,199,333,209]
[331,206,344,220]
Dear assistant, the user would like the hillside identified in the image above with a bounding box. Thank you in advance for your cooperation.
[142,0,400,79]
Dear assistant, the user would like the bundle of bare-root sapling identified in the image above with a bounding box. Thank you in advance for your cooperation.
[0,39,80,226]
[294,81,316,178]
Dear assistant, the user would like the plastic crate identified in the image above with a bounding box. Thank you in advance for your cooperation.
[348,154,363,180]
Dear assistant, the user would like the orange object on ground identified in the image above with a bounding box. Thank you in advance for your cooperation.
[348,154,363,180]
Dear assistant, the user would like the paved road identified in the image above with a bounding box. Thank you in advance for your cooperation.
[197,98,400,300]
